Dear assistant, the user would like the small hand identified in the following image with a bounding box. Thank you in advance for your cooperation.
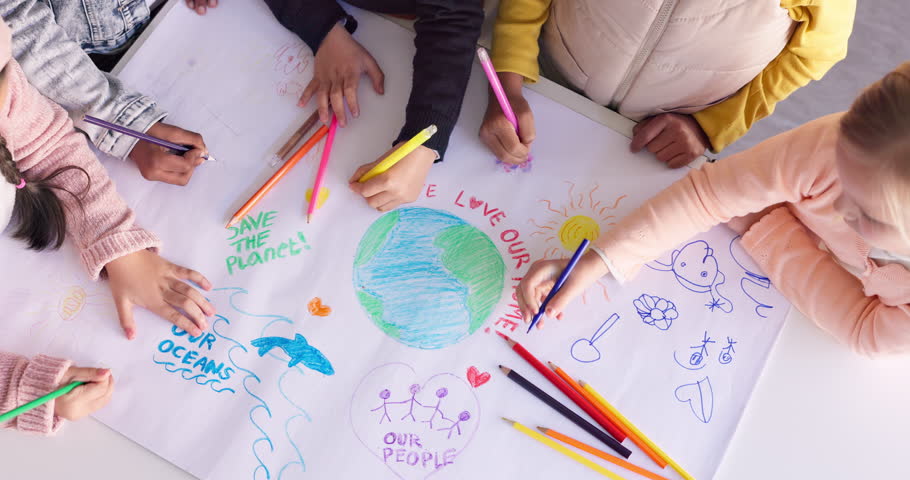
[516,252,609,329]
[478,72,535,164]
[186,0,218,15]
[54,367,114,421]
[348,145,436,212]
[301,23,385,127]
[630,113,710,168]
[105,250,215,340]
[129,122,208,186]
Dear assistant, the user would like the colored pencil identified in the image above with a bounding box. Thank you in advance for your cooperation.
[0,381,84,423]
[357,125,437,183]
[476,47,533,162]
[306,116,338,223]
[503,335,627,442]
[581,380,695,480]
[550,363,666,468]
[270,110,320,165]
[499,366,631,458]
[226,124,329,229]
[83,115,214,161]
[527,238,590,332]
[537,426,670,480]
[503,418,626,480]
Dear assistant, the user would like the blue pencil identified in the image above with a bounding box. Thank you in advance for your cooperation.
[527,239,590,332]
[83,115,215,162]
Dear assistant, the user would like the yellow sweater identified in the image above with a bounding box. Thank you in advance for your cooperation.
[491,0,855,152]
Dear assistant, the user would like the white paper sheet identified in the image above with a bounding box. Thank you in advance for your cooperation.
[0,2,790,479]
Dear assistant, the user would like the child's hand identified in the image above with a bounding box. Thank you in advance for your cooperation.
[630,113,710,168]
[478,72,535,164]
[105,250,215,340]
[348,145,436,212]
[516,252,609,329]
[129,122,209,186]
[301,23,385,128]
[54,367,114,421]
[186,0,217,15]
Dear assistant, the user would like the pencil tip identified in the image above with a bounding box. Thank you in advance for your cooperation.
[578,379,587,387]
[501,417,515,424]
[536,426,548,434]
[225,219,236,229]
[499,365,510,374]
[547,361,556,369]
[306,215,311,224]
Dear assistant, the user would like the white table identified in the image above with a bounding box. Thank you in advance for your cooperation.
[4,1,909,478]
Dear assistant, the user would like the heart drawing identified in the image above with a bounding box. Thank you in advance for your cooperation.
[350,363,481,479]
[307,297,332,317]
[465,366,490,388]
[468,197,484,209]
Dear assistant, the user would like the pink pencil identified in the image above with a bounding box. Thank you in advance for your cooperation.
[306,116,338,223]
[476,47,531,162]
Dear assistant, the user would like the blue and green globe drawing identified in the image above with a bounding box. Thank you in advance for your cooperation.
[353,207,506,349]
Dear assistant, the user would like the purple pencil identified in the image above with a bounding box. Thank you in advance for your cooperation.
[83,115,215,161]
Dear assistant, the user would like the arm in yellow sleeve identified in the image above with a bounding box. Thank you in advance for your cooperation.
[693,0,856,152]
[490,0,552,83]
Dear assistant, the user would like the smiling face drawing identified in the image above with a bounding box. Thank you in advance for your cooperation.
[672,241,720,292]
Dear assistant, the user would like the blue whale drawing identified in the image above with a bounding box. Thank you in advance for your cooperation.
[251,333,334,375]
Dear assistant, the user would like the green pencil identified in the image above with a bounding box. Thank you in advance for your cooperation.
[0,381,84,423]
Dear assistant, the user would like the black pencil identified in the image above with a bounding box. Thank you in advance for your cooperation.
[499,365,632,458]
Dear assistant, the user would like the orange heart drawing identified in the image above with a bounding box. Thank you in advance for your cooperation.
[308,297,332,317]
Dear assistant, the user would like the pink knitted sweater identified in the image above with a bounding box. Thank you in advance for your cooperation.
[0,353,71,434]
[0,59,160,278]
[599,114,910,356]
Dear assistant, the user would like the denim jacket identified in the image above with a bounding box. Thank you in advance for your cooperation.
[1,0,166,159]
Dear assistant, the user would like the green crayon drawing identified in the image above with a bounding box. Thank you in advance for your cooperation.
[352,207,505,349]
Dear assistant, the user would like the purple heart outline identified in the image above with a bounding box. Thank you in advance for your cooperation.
[349,362,481,479]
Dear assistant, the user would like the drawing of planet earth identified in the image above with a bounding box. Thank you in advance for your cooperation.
[353,207,506,349]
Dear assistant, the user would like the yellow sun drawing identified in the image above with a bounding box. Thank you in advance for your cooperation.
[3,274,113,352]
[529,182,627,302]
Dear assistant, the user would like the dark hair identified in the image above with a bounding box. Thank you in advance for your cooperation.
[0,135,89,250]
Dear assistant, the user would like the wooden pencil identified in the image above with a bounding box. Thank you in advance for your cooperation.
[538,426,670,480]
[550,362,667,468]
[502,335,627,442]
[274,110,319,161]
[580,380,695,480]
[226,124,328,228]
[499,365,631,458]
[504,418,626,480]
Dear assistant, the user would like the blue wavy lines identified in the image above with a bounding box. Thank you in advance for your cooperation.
[277,369,311,476]
[151,355,235,394]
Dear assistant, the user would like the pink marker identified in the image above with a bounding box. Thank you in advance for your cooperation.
[306,116,338,223]
[476,47,532,164]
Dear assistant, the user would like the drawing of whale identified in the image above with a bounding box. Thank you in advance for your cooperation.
[250,333,335,375]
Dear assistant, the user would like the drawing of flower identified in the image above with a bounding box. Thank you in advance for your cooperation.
[634,294,678,331]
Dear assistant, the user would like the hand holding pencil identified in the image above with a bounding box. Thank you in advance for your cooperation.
[517,247,610,327]
[53,366,114,421]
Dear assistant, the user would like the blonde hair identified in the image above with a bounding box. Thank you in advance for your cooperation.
[839,62,910,241]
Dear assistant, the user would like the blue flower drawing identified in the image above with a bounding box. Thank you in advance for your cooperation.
[634,294,678,331]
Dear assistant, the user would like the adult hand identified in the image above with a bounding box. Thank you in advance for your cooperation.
[186,0,218,15]
[300,23,384,127]
[105,250,215,340]
[516,252,609,329]
[630,113,710,168]
[129,122,208,186]
[478,72,535,164]
[54,367,114,421]
[348,145,436,212]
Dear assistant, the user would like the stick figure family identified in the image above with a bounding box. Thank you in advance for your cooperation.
[371,384,471,439]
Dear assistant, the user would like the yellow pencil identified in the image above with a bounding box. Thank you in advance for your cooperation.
[358,125,437,182]
[580,380,695,480]
[502,417,627,480]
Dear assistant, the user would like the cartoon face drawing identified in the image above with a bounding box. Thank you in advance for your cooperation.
[648,240,733,313]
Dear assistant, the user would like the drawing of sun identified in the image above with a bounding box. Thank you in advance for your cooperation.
[3,274,112,350]
[529,182,627,302]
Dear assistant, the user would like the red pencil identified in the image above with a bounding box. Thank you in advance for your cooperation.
[502,335,627,442]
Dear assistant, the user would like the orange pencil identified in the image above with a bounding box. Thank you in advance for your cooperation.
[226,125,329,229]
[537,426,671,480]
[550,362,667,469]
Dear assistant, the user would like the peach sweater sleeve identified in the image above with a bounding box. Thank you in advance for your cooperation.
[741,207,910,356]
[3,60,160,279]
[0,352,71,435]
[598,116,839,280]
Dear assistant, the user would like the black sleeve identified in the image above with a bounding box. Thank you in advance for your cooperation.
[398,0,484,160]
[263,0,355,53]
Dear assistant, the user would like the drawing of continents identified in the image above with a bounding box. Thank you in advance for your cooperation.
[353,207,505,349]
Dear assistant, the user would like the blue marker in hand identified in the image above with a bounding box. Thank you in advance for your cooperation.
[527,239,591,333]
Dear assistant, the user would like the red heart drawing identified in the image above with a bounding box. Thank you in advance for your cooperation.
[466,366,490,388]
[468,197,483,209]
